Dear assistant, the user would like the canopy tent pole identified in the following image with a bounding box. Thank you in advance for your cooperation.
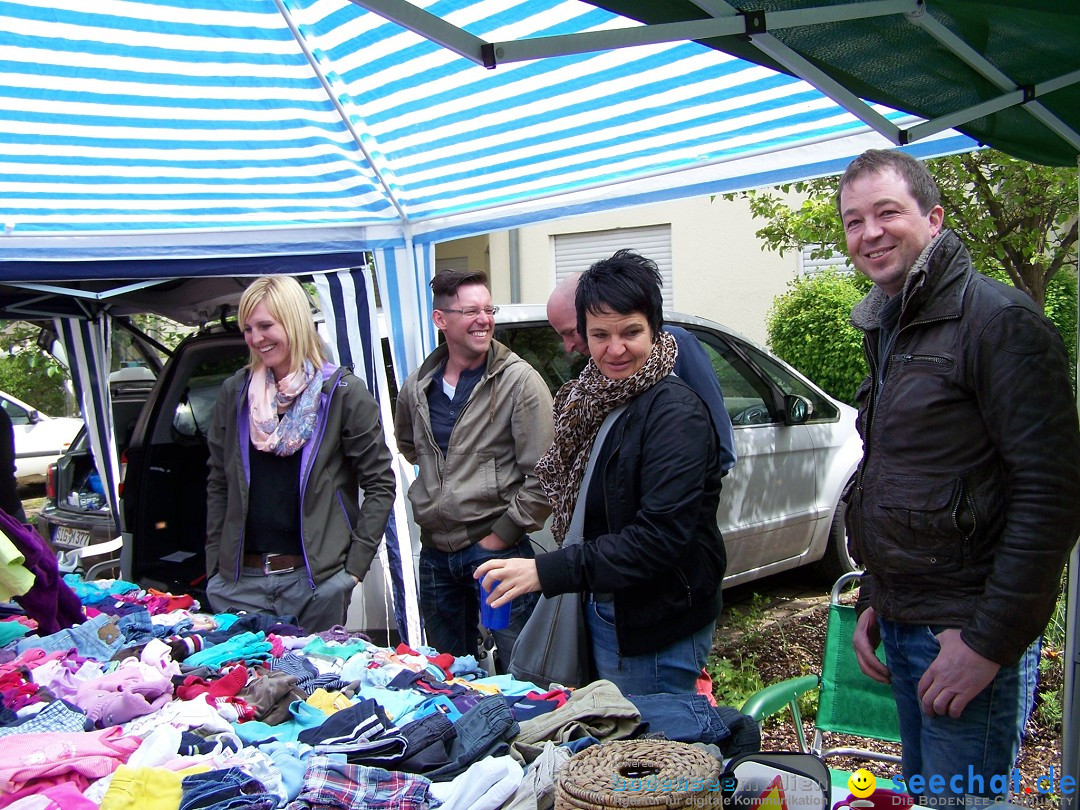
[1064,155,1080,809]
[52,314,123,573]
[907,13,1080,153]
[271,0,409,224]
[313,267,422,648]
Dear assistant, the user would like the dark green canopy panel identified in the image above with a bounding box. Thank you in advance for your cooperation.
[586,0,1080,167]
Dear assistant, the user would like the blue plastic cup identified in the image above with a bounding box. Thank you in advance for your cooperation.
[478,578,512,630]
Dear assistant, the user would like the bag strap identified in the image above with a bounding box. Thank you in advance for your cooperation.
[564,403,627,548]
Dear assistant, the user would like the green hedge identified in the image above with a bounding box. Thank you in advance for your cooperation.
[766,269,868,405]
[767,267,1078,406]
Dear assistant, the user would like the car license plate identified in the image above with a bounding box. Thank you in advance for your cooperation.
[54,526,92,549]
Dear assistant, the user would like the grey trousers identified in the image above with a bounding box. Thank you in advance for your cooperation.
[206,567,355,633]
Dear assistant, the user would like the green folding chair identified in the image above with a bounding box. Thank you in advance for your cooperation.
[740,572,901,765]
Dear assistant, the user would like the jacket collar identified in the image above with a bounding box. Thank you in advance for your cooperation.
[851,229,971,331]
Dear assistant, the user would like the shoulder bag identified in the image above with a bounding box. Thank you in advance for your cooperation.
[508,404,627,689]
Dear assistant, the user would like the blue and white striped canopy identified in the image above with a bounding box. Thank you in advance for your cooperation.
[0,0,974,278]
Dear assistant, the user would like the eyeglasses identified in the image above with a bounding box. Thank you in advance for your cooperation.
[438,306,499,317]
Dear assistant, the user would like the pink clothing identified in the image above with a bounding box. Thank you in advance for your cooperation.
[0,726,140,806]
[75,664,174,728]
[3,782,99,809]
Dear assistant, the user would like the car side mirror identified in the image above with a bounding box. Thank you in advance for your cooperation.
[27,409,41,424]
[722,752,830,810]
[785,394,814,425]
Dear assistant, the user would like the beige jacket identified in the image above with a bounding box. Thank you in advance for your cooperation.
[394,340,554,551]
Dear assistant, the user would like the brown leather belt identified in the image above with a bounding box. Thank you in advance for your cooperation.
[243,553,305,575]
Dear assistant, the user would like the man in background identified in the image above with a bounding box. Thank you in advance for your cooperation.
[0,407,27,522]
[395,269,554,669]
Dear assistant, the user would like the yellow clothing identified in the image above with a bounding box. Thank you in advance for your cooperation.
[306,687,355,714]
[100,764,186,810]
[0,533,33,601]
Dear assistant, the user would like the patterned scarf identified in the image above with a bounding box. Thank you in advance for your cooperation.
[248,360,323,456]
[536,330,678,545]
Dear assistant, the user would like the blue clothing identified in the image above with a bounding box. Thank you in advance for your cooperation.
[179,767,276,810]
[16,612,123,660]
[880,618,1039,803]
[585,594,714,695]
[419,539,539,663]
[667,325,736,473]
[628,693,761,756]
[423,693,519,781]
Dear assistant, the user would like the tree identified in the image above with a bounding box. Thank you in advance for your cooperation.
[0,321,73,416]
[725,149,1078,386]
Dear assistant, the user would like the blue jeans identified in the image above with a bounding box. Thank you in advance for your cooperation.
[418,539,539,665]
[880,620,1040,804]
[424,693,519,781]
[586,596,713,695]
[179,767,276,810]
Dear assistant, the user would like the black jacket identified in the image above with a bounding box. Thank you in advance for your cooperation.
[0,408,25,522]
[847,230,1080,666]
[536,375,726,656]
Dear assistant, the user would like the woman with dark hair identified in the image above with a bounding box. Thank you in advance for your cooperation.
[476,250,726,694]
[205,275,396,632]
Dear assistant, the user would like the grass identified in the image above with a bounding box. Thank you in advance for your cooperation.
[708,593,769,708]
[1034,575,1068,730]
[706,654,765,709]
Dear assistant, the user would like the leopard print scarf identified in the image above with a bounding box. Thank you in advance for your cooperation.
[536,330,678,545]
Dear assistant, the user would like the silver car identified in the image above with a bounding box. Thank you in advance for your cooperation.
[492,305,862,586]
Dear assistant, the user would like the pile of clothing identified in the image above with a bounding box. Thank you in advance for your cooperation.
[0,541,759,810]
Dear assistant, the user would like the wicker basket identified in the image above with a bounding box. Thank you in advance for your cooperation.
[555,740,723,810]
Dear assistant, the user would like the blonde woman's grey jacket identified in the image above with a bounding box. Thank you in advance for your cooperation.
[206,362,396,588]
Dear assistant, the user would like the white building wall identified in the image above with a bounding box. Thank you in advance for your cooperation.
[438,193,802,347]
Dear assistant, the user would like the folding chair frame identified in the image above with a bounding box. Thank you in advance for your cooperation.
[740,572,901,767]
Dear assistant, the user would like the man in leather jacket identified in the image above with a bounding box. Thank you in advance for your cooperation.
[840,149,1080,802]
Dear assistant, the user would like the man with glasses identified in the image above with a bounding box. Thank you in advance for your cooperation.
[395,269,554,667]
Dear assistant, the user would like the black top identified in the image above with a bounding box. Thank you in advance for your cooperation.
[426,360,486,457]
[0,408,26,523]
[244,442,303,555]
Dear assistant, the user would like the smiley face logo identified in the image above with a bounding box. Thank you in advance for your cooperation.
[848,769,877,798]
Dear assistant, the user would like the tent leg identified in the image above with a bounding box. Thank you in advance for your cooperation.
[1061,155,1079,810]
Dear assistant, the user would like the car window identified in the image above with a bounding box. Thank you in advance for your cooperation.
[685,329,778,426]
[173,352,249,439]
[493,323,585,395]
[1,397,30,425]
[740,343,840,422]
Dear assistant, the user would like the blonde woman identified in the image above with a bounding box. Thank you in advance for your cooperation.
[205,276,395,632]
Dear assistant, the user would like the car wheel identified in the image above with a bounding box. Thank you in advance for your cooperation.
[811,495,860,584]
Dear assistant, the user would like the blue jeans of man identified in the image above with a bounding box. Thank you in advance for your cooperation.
[880,619,1040,805]
[586,596,714,695]
[418,538,539,666]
